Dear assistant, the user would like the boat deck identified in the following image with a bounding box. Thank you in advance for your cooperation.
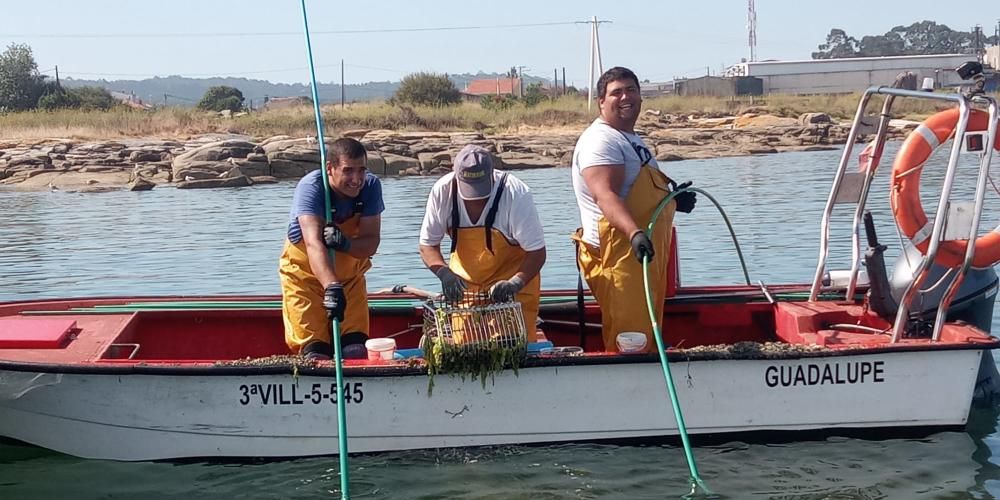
[0,289,995,370]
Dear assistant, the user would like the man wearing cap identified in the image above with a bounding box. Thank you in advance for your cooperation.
[571,66,696,353]
[280,137,385,361]
[418,144,546,332]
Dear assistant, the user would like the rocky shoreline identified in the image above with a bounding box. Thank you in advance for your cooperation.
[0,111,917,192]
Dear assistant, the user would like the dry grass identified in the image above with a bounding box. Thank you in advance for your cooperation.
[1,92,995,141]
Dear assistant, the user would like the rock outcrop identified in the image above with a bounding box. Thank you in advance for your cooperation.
[0,112,913,192]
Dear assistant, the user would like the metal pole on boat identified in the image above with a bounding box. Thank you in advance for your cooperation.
[299,1,351,498]
[808,90,874,301]
[845,95,896,300]
[931,96,999,340]
[891,98,972,342]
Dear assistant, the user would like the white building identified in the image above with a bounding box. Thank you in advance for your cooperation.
[723,54,976,94]
[987,46,1000,71]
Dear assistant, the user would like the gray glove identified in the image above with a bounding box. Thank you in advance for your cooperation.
[488,276,525,303]
[630,231,655,263]
[435,267,467,302]
[323,223,352,252]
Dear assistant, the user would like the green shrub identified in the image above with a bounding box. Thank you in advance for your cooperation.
[522,83,548,108]
[37,85,114,111]
[480,94,517,111]
[37,90,80,110]
[71,86,115,110]
[197,85,245,112]
[393,72,460,107]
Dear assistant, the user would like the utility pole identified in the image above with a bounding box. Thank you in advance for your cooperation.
[562,67,566,94]
[164,93,168,106]
[517,65,528,97]
[54,65,59,87]
[554,68,558,98]
[341,59,345,109]
[584,16,610,111]
[973,25,984,62]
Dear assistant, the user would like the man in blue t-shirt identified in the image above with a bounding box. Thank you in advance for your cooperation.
[279,137,385,360]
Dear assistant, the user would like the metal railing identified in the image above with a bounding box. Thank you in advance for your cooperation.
[808,86,998,342]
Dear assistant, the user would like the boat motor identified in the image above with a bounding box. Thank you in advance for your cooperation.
[862,211,998,333]
[863,211,1000,400]
[886,245,999,333]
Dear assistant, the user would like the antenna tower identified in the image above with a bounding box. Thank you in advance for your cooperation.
[748,0,758,62]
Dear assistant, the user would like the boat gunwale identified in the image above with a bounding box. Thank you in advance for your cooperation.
[0,339,995,376]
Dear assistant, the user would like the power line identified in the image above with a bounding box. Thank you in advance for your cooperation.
[57,61,409,80]
[0,20,587,39]
[343,63,407,74]
[61,66,330,78]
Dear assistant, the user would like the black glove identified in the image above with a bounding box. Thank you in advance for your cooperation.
[630,231,655,263]
[323,223,352,252]
[671,180,697,214]
[323,283,347,322]
[435,267,467,303]
[488,276,525,302]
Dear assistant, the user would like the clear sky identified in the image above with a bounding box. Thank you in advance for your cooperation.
[1,0,996,87]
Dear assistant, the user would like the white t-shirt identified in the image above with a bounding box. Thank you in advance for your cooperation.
[572,118,660,247]
[419,170,546,252]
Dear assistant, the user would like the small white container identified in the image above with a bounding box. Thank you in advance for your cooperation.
[616,332,647,353]
[365,338,396,361]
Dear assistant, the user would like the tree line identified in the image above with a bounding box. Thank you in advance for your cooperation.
[1,42,561,114]
[0,43,251,113]
[812,21,999,59]
[0,44,115,112]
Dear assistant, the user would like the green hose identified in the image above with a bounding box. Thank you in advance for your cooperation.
[299,1,349,497]
[643,187,714,497]
[649,187,752,286]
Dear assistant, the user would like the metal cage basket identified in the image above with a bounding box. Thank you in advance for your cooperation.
[422,292,527,350]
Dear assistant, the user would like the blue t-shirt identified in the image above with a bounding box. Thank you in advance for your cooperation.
[286,170,385,243]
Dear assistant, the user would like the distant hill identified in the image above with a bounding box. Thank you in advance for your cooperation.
[62,73,550,108]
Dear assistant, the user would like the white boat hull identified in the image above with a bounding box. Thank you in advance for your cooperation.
[0,349,984,461]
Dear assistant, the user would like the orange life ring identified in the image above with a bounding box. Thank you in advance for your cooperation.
[891,108,1000,268]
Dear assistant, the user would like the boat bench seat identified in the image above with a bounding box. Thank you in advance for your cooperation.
[774,301,892,347]
[0,318,76,349]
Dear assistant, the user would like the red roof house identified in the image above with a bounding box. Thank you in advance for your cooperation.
[462,78,522,97]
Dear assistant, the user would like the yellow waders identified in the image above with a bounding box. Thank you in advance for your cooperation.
[446,173,541,340]
[449,227,542,340]
[574,165,676,352]
[280,214,371,353]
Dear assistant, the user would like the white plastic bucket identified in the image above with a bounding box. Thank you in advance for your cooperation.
[616,332,647,353]
[365,338,396,361]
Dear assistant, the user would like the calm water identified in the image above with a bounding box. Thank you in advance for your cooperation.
[2,146,1000,499]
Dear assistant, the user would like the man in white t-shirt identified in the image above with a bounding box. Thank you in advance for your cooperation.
[571,66,696,352]
[419,144,546,331]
